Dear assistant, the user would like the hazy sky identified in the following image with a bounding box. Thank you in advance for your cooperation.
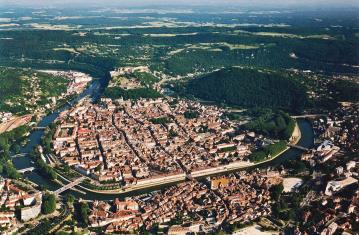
[1,0,358,8]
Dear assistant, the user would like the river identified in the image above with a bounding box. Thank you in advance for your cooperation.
[12,76,314,200]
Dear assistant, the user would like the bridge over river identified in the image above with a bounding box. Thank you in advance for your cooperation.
[17,167,35,174]
[32,126,47,131]
[11,153,27,158]
[287,143,310,151]
[53,176,86,195]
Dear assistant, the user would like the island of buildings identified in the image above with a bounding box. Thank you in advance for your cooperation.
[46,86,359,234]
[52,97,266,189]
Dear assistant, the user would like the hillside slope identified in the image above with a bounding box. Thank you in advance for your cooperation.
[187,67,307,112]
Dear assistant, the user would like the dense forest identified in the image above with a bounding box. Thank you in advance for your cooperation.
[186,67,308,113]
[0,15,358,78]
[329,80,359,102]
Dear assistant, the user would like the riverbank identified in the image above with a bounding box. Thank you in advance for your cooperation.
[252,120,301,166]
[70,120,302,195]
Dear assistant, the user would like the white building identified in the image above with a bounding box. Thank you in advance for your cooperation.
[325,177,358,196]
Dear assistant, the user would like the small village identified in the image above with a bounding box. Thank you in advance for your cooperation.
[0,70,92,134]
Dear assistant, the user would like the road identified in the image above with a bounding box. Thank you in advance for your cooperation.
[291,114,324,119]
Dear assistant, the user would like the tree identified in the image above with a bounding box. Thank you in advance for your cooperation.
[249,151,267,162]
[11,143,21,154]
[42,193,56,214]
[36,158,57,180]
[1,161,20,179]
[184,110,199,119]
[293,161,307,174]
[75,202,90,226]
[95,164,102,172]
[215,231,228,235]
[329,80,359,102]
[270,183,284,201]
[150,117,171,125]
[103,87,162,100]
[66,194,75,206]
[56,232,70,235]
[244,109,295,140]
[80,202,90,225]
[0,136,10,153]
[63,164,70,173]
[169,129,178,138]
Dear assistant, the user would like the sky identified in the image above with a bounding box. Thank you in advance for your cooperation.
[1,0,358,8]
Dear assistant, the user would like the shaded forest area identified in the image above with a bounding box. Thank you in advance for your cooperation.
[186,67,308,113]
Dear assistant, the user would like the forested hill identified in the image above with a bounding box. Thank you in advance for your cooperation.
[186,67,307,113]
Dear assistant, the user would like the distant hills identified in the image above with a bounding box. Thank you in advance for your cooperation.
[186,67,307,113]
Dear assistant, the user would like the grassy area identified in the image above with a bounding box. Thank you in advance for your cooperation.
[81,179,121,191]
[249,141,287,163]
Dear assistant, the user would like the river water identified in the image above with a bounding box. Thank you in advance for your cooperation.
[12,77,314,200]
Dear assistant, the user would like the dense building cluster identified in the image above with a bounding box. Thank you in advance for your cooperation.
[313,103,359,153]
[297,158,359,235]
[0,177,42,230]
[297,102,359,235]
[52,98,261,187]
[87,170,282,233]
